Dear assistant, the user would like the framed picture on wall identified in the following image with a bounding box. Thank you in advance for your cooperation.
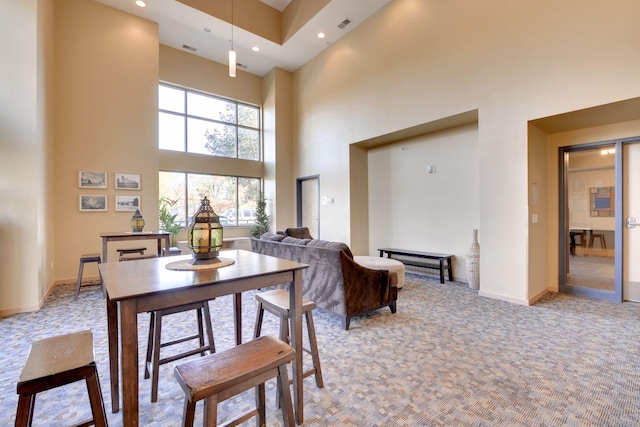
[590,186,615,217]
[115,173,141,190]
[115,195,141,211]
[78,171,107,189]
[79,195,107,212]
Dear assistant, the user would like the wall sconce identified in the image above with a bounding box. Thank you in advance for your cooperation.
[131,209,145,232]
[187,197,223,265]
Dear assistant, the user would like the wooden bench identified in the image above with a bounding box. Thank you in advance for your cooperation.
[378,248,454,284]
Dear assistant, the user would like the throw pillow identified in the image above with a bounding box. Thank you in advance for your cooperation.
[281,236,312,245]
[260,232,286,242]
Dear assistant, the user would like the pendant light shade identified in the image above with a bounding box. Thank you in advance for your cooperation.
[229,49,236,77]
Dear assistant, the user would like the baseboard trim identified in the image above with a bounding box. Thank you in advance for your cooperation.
[478,290,529,306]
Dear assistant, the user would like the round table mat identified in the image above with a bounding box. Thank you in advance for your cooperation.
[165,257,235,271]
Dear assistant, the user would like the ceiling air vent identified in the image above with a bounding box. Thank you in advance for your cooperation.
[182,44,197,52]
[337,18,351,29]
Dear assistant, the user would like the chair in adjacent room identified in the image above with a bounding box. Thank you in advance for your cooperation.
[588,231,607,256]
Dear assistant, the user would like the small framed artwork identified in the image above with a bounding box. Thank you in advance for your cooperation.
[115,173,141,190]
[115,195,141,211]
[590,186,615,217]
[78,171,107,189]
[79,195,107,212]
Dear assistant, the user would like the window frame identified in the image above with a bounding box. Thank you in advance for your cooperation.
[158,83,261,161]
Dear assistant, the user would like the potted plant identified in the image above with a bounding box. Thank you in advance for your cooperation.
[250,191,270,238]
[159,196,182,247]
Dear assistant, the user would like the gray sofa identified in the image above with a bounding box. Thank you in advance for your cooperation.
[250,230,398,330]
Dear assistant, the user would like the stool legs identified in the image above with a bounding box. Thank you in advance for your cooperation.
[254,300,324,388]
[144,302,215,403]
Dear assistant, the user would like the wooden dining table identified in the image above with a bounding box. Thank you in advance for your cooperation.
[98,250,309,426]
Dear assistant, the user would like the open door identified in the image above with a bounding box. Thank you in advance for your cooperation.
[296,175,319,239]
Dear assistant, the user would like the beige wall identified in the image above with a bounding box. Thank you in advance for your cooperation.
[292,0,640,304]
[53,0,160,282]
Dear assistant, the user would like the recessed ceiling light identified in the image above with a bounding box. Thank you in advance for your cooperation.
[252,46,260,52]
[135,0,146,7]
[317,32,326,39]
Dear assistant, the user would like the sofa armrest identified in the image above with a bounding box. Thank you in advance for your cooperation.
[339,251,397,315]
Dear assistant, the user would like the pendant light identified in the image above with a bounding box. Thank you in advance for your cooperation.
[229,0,236,77]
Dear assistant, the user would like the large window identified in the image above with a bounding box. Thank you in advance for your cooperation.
[159,172,260,227]
[158,83,260,160]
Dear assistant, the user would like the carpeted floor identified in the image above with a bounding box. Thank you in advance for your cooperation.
[2,272,640,426]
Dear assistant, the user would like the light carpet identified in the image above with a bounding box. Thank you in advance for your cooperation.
[1,273,640,426]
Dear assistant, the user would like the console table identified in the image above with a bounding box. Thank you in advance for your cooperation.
[378,248,454,284]
[100,231,170,263]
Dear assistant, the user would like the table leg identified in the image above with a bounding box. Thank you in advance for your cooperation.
[447,258,454,281]
[289,269,304,424]
[439,259,445,284]
[120,299,139,426]
[102,238,108,263]
[233,293,242,345]
[106,294,119,413]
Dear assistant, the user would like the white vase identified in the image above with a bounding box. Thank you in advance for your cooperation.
[466,229,480,290]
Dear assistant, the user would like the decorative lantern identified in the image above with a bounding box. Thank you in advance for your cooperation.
[131,209,145,232]
[187,197,223,265]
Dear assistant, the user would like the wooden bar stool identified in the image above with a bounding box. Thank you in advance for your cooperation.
[174,335,296,427]
[144,301,215,402]
[254,289,324,388]
[15,330,107,427]
[76,253,103,300]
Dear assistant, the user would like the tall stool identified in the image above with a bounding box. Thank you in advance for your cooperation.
[254,289,324,389]
[174,335,295,427]
[588,232,607,255]
[144,301,215,403]
[76,253,102,300]
[15,330,107,427]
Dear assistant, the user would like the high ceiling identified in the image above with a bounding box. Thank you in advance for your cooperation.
[94,0,393,76]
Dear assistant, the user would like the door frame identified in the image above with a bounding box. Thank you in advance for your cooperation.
[558,136,640,302]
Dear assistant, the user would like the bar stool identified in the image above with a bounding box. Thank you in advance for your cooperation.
[15,330,107,427]
[174,335,296,427]
[254,289,324,389]
[76,253,102,300]
[144,301,215,402]
[588,232,607,255]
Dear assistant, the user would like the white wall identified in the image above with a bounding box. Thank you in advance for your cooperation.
[367,124,479,281]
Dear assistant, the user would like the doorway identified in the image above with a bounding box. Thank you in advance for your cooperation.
[559,137,640,302]
[296,175,319,239]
